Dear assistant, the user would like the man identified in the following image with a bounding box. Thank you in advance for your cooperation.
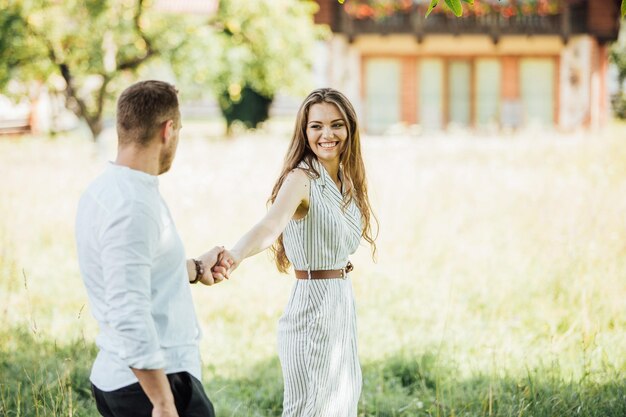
[75,80,228,417]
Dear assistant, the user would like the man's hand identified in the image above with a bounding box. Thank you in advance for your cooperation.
[152,402,179,417]
[193,247,241,286]
[195,246,226,286]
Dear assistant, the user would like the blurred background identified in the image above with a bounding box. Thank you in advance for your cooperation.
[1,1,626,416]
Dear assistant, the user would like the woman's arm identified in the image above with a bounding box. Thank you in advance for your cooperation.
[226,169,309,269]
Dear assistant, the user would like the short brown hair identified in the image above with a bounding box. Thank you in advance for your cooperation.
[116,80,180,146]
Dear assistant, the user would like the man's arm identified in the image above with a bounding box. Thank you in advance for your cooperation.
[131,369,178,417]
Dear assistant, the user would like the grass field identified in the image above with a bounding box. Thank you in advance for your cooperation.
[1,122,625,416]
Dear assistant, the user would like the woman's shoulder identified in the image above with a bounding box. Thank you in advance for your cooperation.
[291,159,316,179]
[283,166,311,189]
[297,158,324,177]
[295,158,313,171]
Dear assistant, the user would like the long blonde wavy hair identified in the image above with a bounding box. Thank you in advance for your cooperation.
[269,88,378,273]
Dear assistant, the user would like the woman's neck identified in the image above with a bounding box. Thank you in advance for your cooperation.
[318,158,341,189]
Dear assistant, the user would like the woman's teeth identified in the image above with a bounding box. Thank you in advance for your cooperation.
[319,142,337,148]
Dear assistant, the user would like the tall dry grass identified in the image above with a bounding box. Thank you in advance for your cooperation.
[1,121,625,416]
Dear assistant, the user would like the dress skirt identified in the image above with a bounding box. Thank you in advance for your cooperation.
[277,278,362,417]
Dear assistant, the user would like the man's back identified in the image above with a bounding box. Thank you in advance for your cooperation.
[76,80,221,417]
[76,163,202,392]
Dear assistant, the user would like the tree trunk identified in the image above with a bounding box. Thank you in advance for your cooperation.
[86,118,104,141]
[218,86,273,135]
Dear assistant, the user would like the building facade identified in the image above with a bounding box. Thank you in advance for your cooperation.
[313,0,622,133]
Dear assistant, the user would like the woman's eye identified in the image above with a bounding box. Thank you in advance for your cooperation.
[333,123,344,128]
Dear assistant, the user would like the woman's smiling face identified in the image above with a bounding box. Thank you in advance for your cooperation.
[306,102,348,165]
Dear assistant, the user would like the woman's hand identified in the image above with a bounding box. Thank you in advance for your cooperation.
[213,249,241,278]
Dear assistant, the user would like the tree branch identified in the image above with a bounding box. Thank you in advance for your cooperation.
[117,0,157,71]
[95,75,111,124]
[24,20,93,129]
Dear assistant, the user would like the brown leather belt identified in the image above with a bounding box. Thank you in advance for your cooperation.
[295,262,354,280]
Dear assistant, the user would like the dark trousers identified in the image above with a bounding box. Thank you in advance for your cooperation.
[91,372,215,417]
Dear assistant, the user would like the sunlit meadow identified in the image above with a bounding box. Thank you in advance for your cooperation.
[1,120,625,416]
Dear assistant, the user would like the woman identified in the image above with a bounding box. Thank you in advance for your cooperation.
[223,88,377,416]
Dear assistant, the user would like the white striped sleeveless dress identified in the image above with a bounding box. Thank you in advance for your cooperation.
[278,158,363,417]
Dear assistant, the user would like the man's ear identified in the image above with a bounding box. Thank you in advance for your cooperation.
[162,120,174,144]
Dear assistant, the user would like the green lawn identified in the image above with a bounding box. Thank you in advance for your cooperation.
[1,124,625,416]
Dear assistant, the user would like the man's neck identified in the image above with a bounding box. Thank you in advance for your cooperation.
[115,143,161,176]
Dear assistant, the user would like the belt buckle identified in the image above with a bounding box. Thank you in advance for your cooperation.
[340,267,347,280]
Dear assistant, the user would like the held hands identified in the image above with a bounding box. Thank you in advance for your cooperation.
[214,248,240,277]
[193,247,240,286]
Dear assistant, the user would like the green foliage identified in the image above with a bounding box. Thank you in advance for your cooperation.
[0,0,323,136]
[0,0,53,93]
[611,43,626,87]
[214,0,320,100]
[426,0,439,17]
[171,0,323,130]
[2,330,625,417]
[610,31,626,119]
[611,92,626,119]
[0,327,98,416]
[444,0,463,17]
[359,353,626,417]
[0,0,191,138]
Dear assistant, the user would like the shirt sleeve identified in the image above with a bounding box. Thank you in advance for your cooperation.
[100,202,165,370]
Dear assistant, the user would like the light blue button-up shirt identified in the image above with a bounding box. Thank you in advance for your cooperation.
[75,163,202,391]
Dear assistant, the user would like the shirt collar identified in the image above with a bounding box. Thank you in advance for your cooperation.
[107,162,159,186]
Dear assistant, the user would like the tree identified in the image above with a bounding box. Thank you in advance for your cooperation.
[0,2,51,91]
[1,0,323,138]
[170,0,324,134]
[0,0,191,140]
